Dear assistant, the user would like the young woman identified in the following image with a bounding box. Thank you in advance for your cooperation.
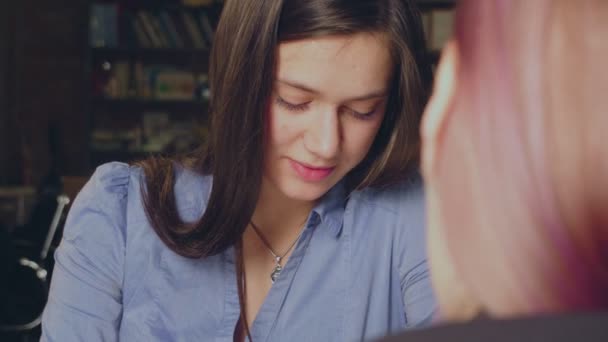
[42,0,436,340]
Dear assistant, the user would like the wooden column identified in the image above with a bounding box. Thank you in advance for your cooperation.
[12,0,90,185]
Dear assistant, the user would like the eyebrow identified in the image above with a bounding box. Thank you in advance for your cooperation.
[277,79,388,102]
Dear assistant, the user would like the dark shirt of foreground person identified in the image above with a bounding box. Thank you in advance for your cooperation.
[379,313,608,342]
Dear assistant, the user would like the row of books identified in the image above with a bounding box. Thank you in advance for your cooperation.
[421,8,455,52]
[91,61,210,101]
[131,10,215,48]
[91,112,208,153]
[90,4,216,49]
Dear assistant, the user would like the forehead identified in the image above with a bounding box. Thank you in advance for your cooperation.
[276,33,393,99]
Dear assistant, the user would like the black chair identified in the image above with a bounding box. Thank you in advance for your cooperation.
[0,194,70,342]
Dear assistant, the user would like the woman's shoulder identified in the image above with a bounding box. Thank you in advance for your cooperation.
[59,161,214,291]
[81,161,133,201]
[62,161,212,250]
[65,162,133,231]
[77,161,213,219]
[44,162,215,338]
[62,162,139,249]
[345,171,426,254]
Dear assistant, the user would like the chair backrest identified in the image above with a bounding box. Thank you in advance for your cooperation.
[0,194,71,336]
[40,194,70,262]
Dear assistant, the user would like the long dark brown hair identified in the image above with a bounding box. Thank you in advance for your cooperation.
[138,0,431,259]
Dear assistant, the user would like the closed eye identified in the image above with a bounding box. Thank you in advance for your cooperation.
[275,96,310,112]
[343,107,378,121]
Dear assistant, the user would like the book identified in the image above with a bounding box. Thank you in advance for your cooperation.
[113,62,131,98]
[154,70,196,100]
[148,12,171,48]
[421,12,432,45]
[137,12,163,47]
[142,112,171,152]
[133,17,152,48]
[430,9,455,51]
[134,62,151,98]
[90,4,119,48]
[170,11,196,48]
[182,12,207,49]
[198,11,215,45]
[159,11,185,48]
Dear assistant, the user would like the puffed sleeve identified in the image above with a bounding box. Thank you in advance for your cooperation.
[41,162,131,342]
[396,177,436,328]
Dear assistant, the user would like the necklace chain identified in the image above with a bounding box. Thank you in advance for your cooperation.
[250,219,307,283]
[250,220,306,262]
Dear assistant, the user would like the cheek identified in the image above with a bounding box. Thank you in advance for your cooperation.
[342,116,384,160]
[267,105,301,147]
[427,190,481,321]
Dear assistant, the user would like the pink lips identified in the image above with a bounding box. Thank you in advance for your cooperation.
[289,159,335,181]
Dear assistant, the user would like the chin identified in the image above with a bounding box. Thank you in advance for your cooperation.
[280,180,334,202]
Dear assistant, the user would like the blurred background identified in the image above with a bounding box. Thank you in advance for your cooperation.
[0,0,455,340]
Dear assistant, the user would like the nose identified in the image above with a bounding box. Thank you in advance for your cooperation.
[303,107,341,160]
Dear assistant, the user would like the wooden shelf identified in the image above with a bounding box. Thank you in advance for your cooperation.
[91,47,210,63]
[115,1,220,12]
[416,0,457,8]
[91,97,208,112]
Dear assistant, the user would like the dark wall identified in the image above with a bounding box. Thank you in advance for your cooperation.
[1,0,89,185]
[0,3,16,184]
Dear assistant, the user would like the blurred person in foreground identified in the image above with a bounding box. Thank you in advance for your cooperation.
[383,0,608,341]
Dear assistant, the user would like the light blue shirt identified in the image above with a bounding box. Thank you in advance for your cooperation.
[41,162,435,341]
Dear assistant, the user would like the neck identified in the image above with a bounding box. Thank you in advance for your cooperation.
[251,177,314,240]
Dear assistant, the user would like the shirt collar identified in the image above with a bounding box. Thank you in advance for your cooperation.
[311,180,347,237]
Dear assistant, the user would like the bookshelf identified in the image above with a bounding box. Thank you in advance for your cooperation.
[417,0,457,65]
[91,47,211,64]
[416,0,457,7]
[91,97,208,112]
[84,0,221,169]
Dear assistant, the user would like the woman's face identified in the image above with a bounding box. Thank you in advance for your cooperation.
[263,33,392,203]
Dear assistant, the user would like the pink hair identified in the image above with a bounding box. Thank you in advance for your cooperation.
[435,0,608,316]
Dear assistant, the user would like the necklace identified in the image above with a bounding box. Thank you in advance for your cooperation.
[249,220,306,283]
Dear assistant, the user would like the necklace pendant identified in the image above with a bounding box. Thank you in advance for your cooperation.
[270,264,282,283]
